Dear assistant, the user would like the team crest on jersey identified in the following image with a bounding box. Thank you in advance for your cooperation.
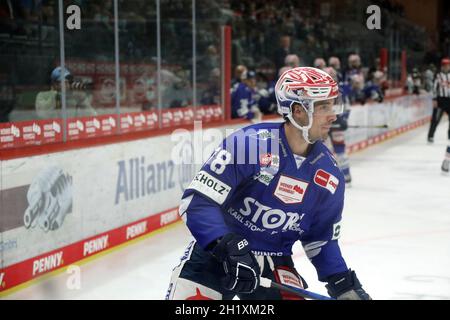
[314,169,339,194]
[259,153,280,167]
[249,129,275,141]
[274,175,309,204]
[260,153,272,166]
[255,153,280,185]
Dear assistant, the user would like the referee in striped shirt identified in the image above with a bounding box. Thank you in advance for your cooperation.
[427,58,450,172]
[428,58,450,144]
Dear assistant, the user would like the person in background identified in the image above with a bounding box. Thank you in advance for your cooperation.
[254,70,277,115]
[273,35,293,72]
[328,56,344,84]
[428,58,450,144]
[324,66,352,185]
[231,65,248,87]
[163,69,193,109]
[0,66,15,123]
[35,66,97,119]
[313,57,326,70]
[231,69,262,122]
[363,70,384,103]
[284,54,301,69]
[200,68,221,106]
[344,54,365,102]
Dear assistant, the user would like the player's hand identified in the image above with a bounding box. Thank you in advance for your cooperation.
[325,269,371,300]
[211,233,260,294]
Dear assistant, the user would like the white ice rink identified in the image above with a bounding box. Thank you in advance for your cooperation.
[5,121,450,300]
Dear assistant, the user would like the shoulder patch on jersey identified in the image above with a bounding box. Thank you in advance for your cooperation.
[187,170,231,205]
[314,169,339,194]
[249,129,276,141]
[309,152,325,165]
[274,175,309,204]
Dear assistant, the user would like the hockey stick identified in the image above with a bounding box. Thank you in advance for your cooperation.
[259,277,335,300]
[347,124,388,129]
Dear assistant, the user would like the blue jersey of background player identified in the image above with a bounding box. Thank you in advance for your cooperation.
[167,67,371,300]
[231,70,259,120]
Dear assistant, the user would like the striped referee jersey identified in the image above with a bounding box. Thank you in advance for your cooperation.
[434,71,450,98]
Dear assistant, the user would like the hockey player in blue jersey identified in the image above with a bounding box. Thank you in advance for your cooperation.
[231,69,262,121]
[166,67,371,300]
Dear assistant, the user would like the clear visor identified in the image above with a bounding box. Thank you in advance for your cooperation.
[312,95,344,116]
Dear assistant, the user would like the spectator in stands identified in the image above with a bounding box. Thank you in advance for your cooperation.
[344,54,366,104]
[273,35,294,72]
[162,69,192,109]
[364,70,384,102]
[199,44,220,79]
[348,74,366,104]
[284,54,301,68]
[345,54,365,81]
[0,0,26,35]
[314,57,326,70]
[200,68,220,106]
[0,68,15,123]
[254,70,277,115]
[35,66,97,119]
[328,56,343,83]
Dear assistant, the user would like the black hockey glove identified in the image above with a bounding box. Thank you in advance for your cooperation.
[210,233,260,294]
[325,269,371,300]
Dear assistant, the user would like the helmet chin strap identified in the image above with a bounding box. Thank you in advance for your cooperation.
[287,104,316,144]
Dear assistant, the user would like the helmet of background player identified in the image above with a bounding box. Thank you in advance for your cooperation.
[328,56,341,71]
[348,54,361,69]
[51,66,72,83]
[241,70,257,88]
[275,67,342,144]
[314,58,326,70]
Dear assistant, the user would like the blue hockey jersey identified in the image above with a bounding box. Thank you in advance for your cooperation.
[179,121,348,281]
[231,82,257,119]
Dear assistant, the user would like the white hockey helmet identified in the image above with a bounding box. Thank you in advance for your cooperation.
[275,67,342,143]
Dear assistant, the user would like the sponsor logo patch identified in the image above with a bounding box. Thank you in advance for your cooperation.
[187,170,231,205]
[249,129,275,141]
[274,175,308,204]
[260,153,280,168]
[332,221,341,240]
[260,153,273,166]
[276,268,303,289]
[314,169,339,194]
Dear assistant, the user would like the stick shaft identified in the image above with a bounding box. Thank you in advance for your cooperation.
[347,125,388,128]
[260,277,334,300]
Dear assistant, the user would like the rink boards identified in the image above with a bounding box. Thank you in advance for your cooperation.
[0,93,432,295]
